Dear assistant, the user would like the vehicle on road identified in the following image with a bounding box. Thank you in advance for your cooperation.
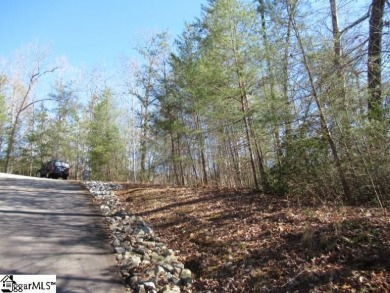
[37,160,70,179]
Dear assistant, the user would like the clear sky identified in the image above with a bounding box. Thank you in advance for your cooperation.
[0,0,207,67]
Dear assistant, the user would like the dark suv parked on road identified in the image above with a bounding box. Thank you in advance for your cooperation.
[37,160,70,180]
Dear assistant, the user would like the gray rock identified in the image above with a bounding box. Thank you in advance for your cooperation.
[172,262,184,274]
[143,281,156,290]
[115,246,125,254]
[155,265,165,275]
[141,225,153,234]
[125,255,141,269]
[123,224,132,233]
[133,229,145,237]
[144,241,156,249]
[145,269,156,279]
[133,246,147,255]
[150,252,165,262]
[141,259,151,266]
[129,276,138,287]
[142,254,151,261]
[164,255,178,263]
[123,241,132,250]
[160,285,181,293]
[162,249,175,257]
[113,238,121,247]
[161,263,174,272]
[137,284,146,293]
[179,269,193,285]
[83,180,195,292]
[120,270,130,278]
[100,205,110,214]
[169,275,181,285]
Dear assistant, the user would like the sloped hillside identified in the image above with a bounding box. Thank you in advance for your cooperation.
[116,185,390,292]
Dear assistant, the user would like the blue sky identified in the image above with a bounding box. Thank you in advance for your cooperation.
[0,0,207,67]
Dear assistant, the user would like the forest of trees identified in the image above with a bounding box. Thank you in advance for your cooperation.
[0,0,389,205]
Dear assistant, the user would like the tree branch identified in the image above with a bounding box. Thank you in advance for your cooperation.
[340,11,370,36]
[20,98,54,113]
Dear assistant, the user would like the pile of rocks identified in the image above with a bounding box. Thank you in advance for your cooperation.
[83,181,193,293]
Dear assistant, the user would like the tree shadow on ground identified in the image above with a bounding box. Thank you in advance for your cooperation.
[0,175,125,293]
[117,185,390,292]
[190,217,390,292]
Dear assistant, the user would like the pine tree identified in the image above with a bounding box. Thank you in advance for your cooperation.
[89,88,125,181]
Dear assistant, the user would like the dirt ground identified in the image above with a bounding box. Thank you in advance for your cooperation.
[115,185,390,292]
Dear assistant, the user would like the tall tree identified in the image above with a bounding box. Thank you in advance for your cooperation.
[89,88,125,180]
[288,1,352,201]
[27,103,50,164]
[367,0,386,120]
[0,75,7,153]
[256,0,297,193]
[47,81,78,160]
[127,32,170,182]
[3,45,57,172]
[168,22,213,186]
[201,0,269,190]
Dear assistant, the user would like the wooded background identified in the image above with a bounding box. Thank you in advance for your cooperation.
[0,0,389,205]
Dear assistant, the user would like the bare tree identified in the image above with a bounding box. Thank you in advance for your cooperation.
[126,32,170,182]
[288,2,352,201]
[3,45,57,172]
[0,74,7,153]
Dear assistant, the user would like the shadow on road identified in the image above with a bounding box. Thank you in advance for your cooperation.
[0,174,125,293]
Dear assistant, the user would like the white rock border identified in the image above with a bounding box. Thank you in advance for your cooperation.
[83,181,194,293]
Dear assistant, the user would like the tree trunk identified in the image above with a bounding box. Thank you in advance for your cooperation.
[282,0,295,163]
[330,0,342,75]
[4,78,35,172]
[291,8,352,201]
[139,102,149,183]
[177,135,186,186]
[241,97,260,190]
[195,114,208,185]
[225,125,243,187]
[367,0,385,120]
[4,120,19,172]
[170,133,181,185]
[228,10,263,190]
[258,0,282,187]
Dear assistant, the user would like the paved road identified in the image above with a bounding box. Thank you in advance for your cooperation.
[0,173,125,293]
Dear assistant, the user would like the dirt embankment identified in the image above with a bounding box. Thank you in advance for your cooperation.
[116,185,390,292]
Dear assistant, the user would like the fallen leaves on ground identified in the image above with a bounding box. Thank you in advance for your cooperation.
[115,185,390,292]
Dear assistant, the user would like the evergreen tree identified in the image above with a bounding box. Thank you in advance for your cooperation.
[89,88,125,181]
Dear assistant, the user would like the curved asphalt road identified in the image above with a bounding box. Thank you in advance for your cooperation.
[0,173,125,293]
